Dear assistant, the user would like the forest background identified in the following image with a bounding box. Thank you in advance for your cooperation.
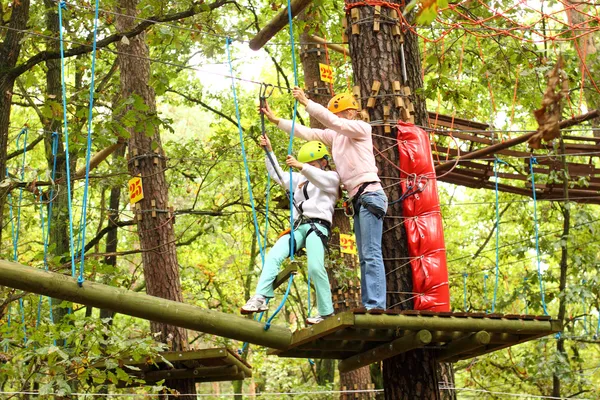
[0,0,599,398]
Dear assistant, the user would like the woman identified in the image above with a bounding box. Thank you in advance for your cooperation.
[241,134,340,324]
[261,88,388,311]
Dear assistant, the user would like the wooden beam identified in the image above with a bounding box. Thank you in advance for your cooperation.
[437,331,490,362]
[74,140,125,179]
[273,263,298,290]
[0,260,292,349]
[249,0,314,51]
[352,313,560,335]
[338,330,432,373]
[435,109,600,173]
[306,34,348,55]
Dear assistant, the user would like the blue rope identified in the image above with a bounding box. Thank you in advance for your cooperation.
[594,308,600,340]
[14,128,28,343]
[529,157,548,315]
[462,272,468,311]
[483,273,488,313]
[74,0,100,287]
[286,0,299,260]
[58,2,78,284]
[491,157,506,313]
[523,276,529,315]
[225,37,265,265]
[307,275,312,316]
[265,274,294,331]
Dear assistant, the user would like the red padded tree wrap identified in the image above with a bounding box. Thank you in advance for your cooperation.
[397,121,450,311]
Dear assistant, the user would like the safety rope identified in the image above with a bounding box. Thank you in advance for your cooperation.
[483,273,488,313]
[265,0,300,330]
[36,133,59,331]
[225,37,266,268]
[462,272,468,311]
[58,1,78,286]
[7,128,29,343]
[74,0,100,286]
[491,156,506,313]
[529,157,548,315]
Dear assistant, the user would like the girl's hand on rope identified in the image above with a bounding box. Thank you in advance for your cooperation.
[259,101,280,125]
[292,86,309,106]
[259,135,273,152]
[286,155,304,170]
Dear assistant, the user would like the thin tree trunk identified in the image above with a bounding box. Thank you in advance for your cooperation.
[0,0,31,246]
[345,3,455,399]
[116,1,196,397]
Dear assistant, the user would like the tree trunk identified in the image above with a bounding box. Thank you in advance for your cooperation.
[564,1,599,134]
[345,3,455,399]
[115,1,196,397]
[298,8,373,394]
[0,0,31,246]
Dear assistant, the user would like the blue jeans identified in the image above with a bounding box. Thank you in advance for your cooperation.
[354,190,388,310]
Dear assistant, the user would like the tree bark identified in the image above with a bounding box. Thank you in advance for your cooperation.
[345,3,455,399]
[115,1,196,397]
[0,0,31,246]
[298,8,373,394]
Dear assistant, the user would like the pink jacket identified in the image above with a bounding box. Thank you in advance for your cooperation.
[278,100,381,196]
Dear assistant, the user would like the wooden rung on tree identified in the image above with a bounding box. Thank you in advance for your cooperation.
[342,18,349,43]
[373,6,381,32]
[393,80,404,108]
[352,86,362,111]
[390,10,401,36]
[351,8,360,35]
[383,105,391,133]
[367,81,381,108]
[360,109,370,122]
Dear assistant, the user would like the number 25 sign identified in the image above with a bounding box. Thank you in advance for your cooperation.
[319,63,334,84]
[128,176,144,205]
[340,233,357,255]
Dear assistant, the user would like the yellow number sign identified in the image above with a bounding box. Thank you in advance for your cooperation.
[319,63,334,83]
[128,176,144,205]
[340,233,357,255]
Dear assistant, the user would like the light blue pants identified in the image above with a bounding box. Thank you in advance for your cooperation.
[354,190,388,310]
[255,223,334,316]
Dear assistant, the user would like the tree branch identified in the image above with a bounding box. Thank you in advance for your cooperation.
[6,0,232,80]
[166,88,239,128]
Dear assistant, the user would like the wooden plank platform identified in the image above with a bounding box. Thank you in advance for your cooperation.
[101,348,251,384]
[269,310,560,372]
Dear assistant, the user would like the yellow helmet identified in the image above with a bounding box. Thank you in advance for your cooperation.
[327,93,358,113]
[297,141,330,163]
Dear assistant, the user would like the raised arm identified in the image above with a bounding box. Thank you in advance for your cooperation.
[300,165,340,195]
[305,100,370,140]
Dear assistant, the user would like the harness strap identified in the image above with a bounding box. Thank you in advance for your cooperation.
[352,181,385,219]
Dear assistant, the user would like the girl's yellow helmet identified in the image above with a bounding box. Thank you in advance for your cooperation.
[297,141,330,163]
[327,93,359,113]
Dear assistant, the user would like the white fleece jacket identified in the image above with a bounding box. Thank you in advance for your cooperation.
[265,152,340,224]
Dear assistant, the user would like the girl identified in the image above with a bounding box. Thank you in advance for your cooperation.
[261,88,388,311]
[241,134,340,324]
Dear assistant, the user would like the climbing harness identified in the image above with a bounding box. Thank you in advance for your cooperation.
[349,181,386,220]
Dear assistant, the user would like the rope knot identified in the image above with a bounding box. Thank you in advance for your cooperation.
[462,272,468,278]
[264,322,271,331]
[225,37,233,46]
[59,1,67,9]
[77,275,84,287]
[530,156,538,165]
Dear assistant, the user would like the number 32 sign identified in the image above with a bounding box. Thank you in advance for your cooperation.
[128,176,144,205]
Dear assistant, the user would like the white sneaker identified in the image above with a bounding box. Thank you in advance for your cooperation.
[241,295,269,315]
[306,314,333,325]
